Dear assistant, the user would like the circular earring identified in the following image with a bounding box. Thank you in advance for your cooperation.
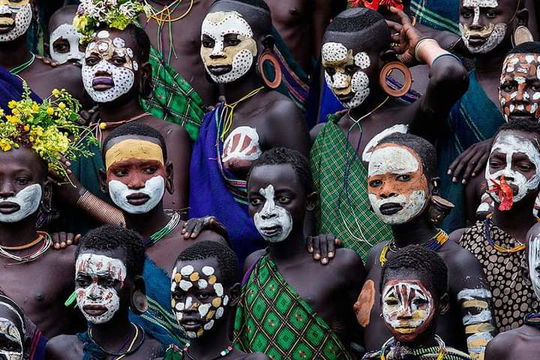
[379,61,413,97]
[131,290,148,315]
[258,50,282,89]
[428,195,455,225]
[512,25,534,47]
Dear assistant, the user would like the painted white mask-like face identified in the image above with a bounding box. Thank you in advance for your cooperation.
[200,11,258,84]
[0,1,32,43]
[108,176,165,214]
[485,132,540,204]
[459,0,506,54]
[50,23,83,64]
[75,253,127,324]
[530,235,540,300]
[322,42,371,109]
[368,145,429,225]
[171,264,229,339]
[253,184,293,242]
[0,184,42,223]
[82,30,137,103]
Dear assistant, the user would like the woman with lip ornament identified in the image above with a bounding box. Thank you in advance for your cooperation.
[363,245,471,360]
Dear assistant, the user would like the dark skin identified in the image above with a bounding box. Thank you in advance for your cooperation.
[0,147,82,338]
[45,248,164,359]
[167,258,269,360]
[139,0,218,106]
[0,305,25,357]
[311,10,468,166]
[100,134,227,277]
[47,5,82,64]
[89,28,192,211]
[244,164,366,352]
[447,0,529,183]
[203,1,310,176]
[485,325,540,360]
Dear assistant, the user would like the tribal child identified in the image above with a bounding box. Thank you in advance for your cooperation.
[162,241,269,360]
[48,5,83,64]
[189,0,310,265]
[311,7,467,260]
[100,122,228,347]
[362,245,472,360]
[46,225,164,359]
[355,133,495,359]
[235,148,365,359]
[454,120,540,333]
[0,0,88,105]
[80,24,192,211]
[484,226,540,359]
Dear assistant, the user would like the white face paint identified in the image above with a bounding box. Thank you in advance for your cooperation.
[322,42,371,109]
[75,253,127,324]
[253,184,293,242]
[529,235,540,300]
[0,2,32,43]
[368,146,428,225]
[49,23,83,64]
[108,176,165,214]
[485,132,540,203]
[222,126,262,163]
[171,264,229,339]
[82,31,137,103]
[460,0,506,54]
[200,11,257,84]
[0,317,22,360]
[362,125,409,163]
[0,184,42,223]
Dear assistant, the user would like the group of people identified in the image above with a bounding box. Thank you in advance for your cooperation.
[0,0,538,359]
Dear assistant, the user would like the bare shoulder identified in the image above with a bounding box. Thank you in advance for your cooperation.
[485,328,522,359]
[439,240,480,272]
[46,334,80,359]
[47,245,76,269]
[449,227,466,244]
[245,352,271,360]
[265,93,303,121]
[310,123,326,143]
[328,248,365,281]
[243,249,266,274]
[195,229,228,246]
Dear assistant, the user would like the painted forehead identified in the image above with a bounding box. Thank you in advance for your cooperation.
[369,144,423,175]
[491,131,540,155]
[87,29,135,55]
[105,137,165,169]
[203,11,253,38]
[172,262,222,292]
[321,42,371,68]
[104,135,162,153]
[502,53,540,75]
[76,252,127,279]
[462,0,498,7]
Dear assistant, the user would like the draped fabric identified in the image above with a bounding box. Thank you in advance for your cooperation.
[410,0,460,34]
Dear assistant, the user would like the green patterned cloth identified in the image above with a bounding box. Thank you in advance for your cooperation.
[310,113,393,261]
[234,254,352,360]
[410,0,460,35]
[140,47,205,141]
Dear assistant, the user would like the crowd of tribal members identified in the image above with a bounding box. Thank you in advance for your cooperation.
[0,0,540,359]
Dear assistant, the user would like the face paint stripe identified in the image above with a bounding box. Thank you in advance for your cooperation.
[105,139,164,169]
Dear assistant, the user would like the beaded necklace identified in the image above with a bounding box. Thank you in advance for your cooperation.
[379,229,449,266]
[145,211,182,248]
[0,232,52,264]
[524,312,540,328]
[182,343,233,360]
[379,335,447,360]
[88,323,144,360]
[9,54,36,75]
[483,216,526,253]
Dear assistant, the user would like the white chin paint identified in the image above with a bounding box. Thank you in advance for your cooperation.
[460,23,507,54]
[82,59,135,103]
[50,24,83,64]
[0,184,42,223]
[108,176,165,214]
[485,133,540,203]
[529,236,540,300]
[369,191,426,225]
[0,4,32,43]
[253,185,293,243]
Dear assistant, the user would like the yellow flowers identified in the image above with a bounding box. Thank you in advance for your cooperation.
[7,101,16,109]
[47,107,54,116]
[6,115,19,124]
[52,89,61,97]
[58,102,66,109]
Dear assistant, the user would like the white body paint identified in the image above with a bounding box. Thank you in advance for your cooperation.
[75,254,127,324]
[0,4,32,43]
[457,287,494,358]
[50,24,83,64]
[0,316,22,360]
[222,126,262,163]
[368,147,426,224]
[253,185,293,242]
[529,235,540,300]
[485,133,540,203]
[362,124,408,162]
[108,176,165,214]
[0,184,42,223]
[322,42,371,109]
[201,11,256,83]
[460,0,505,54]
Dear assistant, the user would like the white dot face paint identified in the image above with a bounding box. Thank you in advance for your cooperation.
[0,184,42,224]
[322,42,371,109]
[108,176,165,215]
[253,184,293,243]
[49,23,83,64]
[171,264,227,339]
[222,126,262,164]
[368,145,429,225]
[82,32,137,103]
[529,235,540,301]
[75,253,127,325]
[0,317,22,360]
[382,280,435,342]
[200,11,257,84]
[485,132,540,204]
[460,0,506,54]
[0,2,32,43]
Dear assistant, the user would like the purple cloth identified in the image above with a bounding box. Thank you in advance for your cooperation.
[188,106,265,266]
[0,66,41,107]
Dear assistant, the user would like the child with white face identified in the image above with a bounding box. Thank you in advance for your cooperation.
[48,5,82,64]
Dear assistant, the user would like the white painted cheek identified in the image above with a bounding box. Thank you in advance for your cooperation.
[332,72,349,89]
[198,303,211,317]
[108,177,165,214]
[0,4,32,42]
[214,283,224,297]
[347,71,370,109]
[0,184,42,223]
[533,93,540,101]
[529,237,540,300]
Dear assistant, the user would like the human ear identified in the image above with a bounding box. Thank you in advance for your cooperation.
[229,283,242,307]
[430,177,441,196]
[41,180,53,213]
[439,293,450,315]
[261,34,275,51]
[306,192,318,212]
[130,275,148,315]
[516,8,529,28]
[139,62,153,99]
[165,161,174,195]
[98,169,108,194]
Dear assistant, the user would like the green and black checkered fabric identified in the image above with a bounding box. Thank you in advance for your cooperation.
[310,113,392,261]
[234,254,352,360]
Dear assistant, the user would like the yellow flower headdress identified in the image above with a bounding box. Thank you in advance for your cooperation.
[0,84,96,178]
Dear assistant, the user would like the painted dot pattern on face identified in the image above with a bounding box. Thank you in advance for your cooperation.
[354,52,371,70]
[0,4,32,42]
[321,42,349,63]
